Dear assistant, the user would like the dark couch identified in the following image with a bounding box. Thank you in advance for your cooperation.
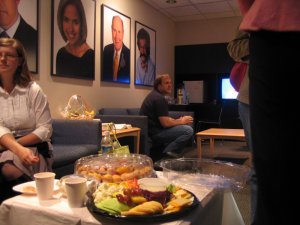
[95,108,194,156]
[52,119,101,178]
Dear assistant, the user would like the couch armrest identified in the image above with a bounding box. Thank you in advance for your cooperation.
[99,108,128,115]
[52,119,101,146]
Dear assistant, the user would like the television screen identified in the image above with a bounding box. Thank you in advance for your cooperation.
[221,78,238,99]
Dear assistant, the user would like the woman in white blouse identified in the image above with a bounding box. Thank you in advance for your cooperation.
[0,38,53,202]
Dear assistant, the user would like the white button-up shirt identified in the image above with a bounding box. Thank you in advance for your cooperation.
[0,81,52,142]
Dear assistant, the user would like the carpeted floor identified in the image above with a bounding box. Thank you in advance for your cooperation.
[182,140,251,225]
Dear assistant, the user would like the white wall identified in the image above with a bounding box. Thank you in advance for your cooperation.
[175,17,242,45]
[36,0,175,118]
[35,1,241,119]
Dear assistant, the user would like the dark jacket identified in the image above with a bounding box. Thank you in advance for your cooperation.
[14,17,37,57]
[13,17,37,72]
[102,43,130,83]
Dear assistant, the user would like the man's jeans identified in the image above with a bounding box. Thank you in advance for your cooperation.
[239,101,257,222]
[151,125,194,154]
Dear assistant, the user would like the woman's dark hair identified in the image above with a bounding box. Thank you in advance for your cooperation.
[0,38,32,87]
[57,0,87,44]
[137,28,150,55]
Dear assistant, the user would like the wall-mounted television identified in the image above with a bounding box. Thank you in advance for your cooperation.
[221,78,238,100]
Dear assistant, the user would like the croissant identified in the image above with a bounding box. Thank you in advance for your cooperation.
[121,201,163,216]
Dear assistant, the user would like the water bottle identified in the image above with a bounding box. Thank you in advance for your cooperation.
[177,87,183,104]
[100,131,113,154]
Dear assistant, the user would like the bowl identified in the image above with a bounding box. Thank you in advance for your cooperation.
[138,178,168,192]
[156,158,250,191]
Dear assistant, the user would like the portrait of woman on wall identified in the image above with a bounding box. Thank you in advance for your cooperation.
[51,0,95,80]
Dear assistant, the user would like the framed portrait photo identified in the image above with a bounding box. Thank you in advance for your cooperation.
[101,4,131,84]
[51,0,95,80]
[13,0,39,73]
[134,21,156,87]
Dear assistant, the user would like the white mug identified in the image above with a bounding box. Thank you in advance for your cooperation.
[64,177,87,208]
[34,172,56,201]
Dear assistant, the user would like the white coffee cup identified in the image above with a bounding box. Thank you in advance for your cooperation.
[34,172,56,200]
[64,177,87,208]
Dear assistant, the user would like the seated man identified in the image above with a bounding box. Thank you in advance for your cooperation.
[140,74,194,161]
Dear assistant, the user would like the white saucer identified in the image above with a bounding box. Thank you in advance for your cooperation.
[13,179,60,195]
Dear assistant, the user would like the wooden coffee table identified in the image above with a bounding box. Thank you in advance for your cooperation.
[196,128,245,159]
[102,127,141,153]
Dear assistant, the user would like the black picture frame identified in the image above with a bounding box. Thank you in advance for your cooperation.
[15,0,39,73]
[134,21,156,86]
[101,4,131,84]
[51,0,95,80]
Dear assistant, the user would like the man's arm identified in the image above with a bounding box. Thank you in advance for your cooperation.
[227,30,250,62]
[159,116,193,128]
[0,134,39,166]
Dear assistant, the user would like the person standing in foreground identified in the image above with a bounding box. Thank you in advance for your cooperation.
[227,29,257,223]
[140,74,194,161]
[0,38,53,203]
[237,1,300,224]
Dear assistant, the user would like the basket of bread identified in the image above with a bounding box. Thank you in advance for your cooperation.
[74,153,155,183]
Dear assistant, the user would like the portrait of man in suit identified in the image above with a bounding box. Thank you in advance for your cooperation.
[102,7,130,84]
[0,0,38,72]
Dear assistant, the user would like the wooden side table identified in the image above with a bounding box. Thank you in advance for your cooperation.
[102,127,141,153]
[196,128,245,158]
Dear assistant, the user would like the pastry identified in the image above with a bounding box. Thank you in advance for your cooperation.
[22,186,36,193]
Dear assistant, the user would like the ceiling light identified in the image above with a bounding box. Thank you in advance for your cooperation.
[166,0,177,4]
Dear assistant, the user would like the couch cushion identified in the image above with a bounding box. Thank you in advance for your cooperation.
[52,119,101,145]
[52,144,98,168]
[127,108,140,115]
[100,108,129,115]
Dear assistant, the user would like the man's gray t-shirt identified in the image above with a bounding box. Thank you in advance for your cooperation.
[139,90,169,137]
